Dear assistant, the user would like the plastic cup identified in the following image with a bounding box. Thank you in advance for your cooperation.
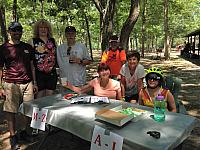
[60,77,68,86]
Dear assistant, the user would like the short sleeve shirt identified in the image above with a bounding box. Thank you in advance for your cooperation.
[120,63,145,96]
[0,41,34,84]
[101,49,126,76]
[32,38,57,73]
[57,42,91,86]
[89,78,121,99]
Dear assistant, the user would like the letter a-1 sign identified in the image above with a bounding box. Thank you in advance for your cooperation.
[91,125,123,150]
[30,107,48,131]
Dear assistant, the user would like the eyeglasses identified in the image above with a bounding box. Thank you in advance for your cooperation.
[147,75,160,81]
[67,46,71,55]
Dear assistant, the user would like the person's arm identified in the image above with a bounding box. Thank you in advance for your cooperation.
[31,61,38,94]
[116,85,122,100]
[120,50,126,65]
[116,92,122,100]
[166,91,177,112]
[0,67,5,97]
[138,89,144,105]
[120,76,126,99]
[66,81,93,94]
[137,78,144,93]
[74,58,91,66]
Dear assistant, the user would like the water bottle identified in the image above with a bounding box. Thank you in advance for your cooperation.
[154,95,165,122]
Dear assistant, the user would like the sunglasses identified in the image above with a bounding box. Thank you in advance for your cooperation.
[67,46,71,55]
[147,75,160,81]
[147,131,160,139]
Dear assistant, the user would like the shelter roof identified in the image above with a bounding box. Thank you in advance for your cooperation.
[185,29,200,37]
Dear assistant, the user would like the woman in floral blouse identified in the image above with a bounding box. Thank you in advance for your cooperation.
[28,19,57,98]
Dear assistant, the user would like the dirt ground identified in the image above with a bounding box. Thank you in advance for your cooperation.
[0,49,200,150]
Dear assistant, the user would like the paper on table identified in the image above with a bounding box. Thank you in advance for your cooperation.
[90,96,109,103]
[70,96,110,104]
[71,96,91,104]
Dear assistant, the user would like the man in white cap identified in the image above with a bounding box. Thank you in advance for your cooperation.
[0,22,37,149]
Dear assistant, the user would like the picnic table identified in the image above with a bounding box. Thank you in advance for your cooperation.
[19,94,199,150]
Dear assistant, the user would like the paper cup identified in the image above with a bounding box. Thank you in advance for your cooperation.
[60,77,67,86]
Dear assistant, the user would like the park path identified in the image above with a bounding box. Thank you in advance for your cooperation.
[0,49,200,150]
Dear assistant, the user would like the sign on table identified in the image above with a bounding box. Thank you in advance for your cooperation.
[91,125,123,150]
[30,107,48,131]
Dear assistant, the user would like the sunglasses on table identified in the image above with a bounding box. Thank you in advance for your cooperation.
[67,46,72,55]
[147,74,161,81]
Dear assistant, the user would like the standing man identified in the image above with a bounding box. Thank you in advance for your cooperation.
[101,35,126,79]
[0,22,37,149]
[57,26,92,87]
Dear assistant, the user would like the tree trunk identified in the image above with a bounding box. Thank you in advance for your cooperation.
[13,0,17,21]
[120,0,140,52]
[141,0,146,57]
[164,0,169,59]
[84,13,93,60]
[40,0,44,18]
[0,5,8,42]
[93,0,116,51]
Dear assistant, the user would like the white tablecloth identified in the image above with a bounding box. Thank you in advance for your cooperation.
[19,94,200,150]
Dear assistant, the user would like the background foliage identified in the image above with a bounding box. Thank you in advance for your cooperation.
[0,0,200,53]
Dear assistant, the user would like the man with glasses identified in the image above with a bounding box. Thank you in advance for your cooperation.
[57,26,92,88]
[0,22,37,149]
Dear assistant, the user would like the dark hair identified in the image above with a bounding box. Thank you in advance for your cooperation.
[126,51,140,61]
[97,63,111,73]
[65,26,76,33]
[8,22,23,31]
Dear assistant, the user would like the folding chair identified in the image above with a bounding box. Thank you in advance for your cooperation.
[162,76,187,114]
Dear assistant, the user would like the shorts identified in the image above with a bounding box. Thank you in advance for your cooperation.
[3,82,34,113]
[125,93,139,102]
[36,70,57,91]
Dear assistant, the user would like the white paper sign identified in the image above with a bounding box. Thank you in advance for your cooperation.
[30,107,48,131]
[91,125,123,150]
[90,96,109,103]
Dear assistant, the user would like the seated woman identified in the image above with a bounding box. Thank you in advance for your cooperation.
[138,67,177,112]
[65,63,122,100]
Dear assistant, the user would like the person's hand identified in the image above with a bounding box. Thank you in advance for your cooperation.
[69,56,81,64]
[130,100,137,104]
[0,88,5,99]
[33,85,38,94]
[63,81,71,89]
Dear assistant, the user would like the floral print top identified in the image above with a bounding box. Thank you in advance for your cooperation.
[32,38,56,73]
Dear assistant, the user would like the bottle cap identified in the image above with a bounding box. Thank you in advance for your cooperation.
[156,95,164,100]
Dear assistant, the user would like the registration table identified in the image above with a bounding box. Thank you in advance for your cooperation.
[20,94,199,150]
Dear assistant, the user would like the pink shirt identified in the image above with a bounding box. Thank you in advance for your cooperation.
[89,78,121,99]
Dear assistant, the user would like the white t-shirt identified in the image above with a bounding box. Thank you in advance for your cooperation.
[57,42,91,86]
[120,63,145,96]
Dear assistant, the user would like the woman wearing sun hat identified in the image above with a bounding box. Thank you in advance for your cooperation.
[138,67,177,112]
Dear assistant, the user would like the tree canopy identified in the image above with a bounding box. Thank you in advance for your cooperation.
[0,0,199,58]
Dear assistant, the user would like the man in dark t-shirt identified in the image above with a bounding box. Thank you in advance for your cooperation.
[0,22,37,149]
